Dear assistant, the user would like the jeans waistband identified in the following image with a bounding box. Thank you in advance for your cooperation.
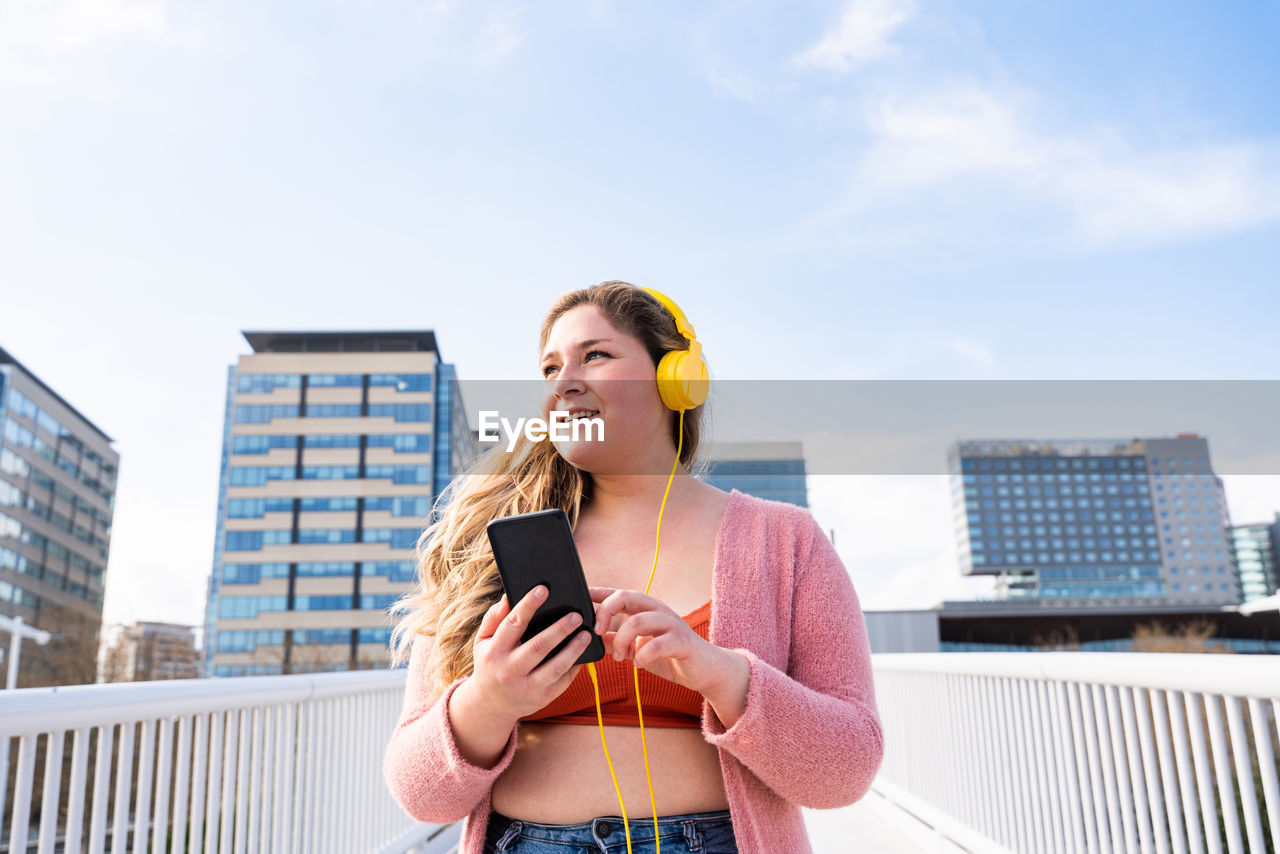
[490,808,732,831]
[487,807,733,852]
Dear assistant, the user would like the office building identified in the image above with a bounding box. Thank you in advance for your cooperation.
[0,346,118,688]
[1232,518,1278,603]
[115,621,200,681]
[949,434,1239,608]
[205,331,474,678]
[700,441,808,507]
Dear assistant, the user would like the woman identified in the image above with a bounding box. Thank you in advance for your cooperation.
[383,281,883,853]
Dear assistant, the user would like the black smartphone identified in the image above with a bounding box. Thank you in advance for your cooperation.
[485,509,606,667]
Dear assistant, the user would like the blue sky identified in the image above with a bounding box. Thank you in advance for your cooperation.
[1,0,1277,632]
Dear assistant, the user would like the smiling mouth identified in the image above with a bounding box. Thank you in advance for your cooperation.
[569,410,600,420]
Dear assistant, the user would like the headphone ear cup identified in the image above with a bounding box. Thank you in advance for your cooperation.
[655,348,709,411]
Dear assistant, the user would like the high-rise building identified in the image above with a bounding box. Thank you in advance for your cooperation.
[700,441,808,507]
[948,434,1239,608]
[0,346,118,688]
[1231,519,1278,603]
[205,332,474,678]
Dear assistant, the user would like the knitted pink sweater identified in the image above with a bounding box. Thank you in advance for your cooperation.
[383,489,884,853]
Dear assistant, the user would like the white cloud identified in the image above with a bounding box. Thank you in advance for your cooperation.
[793,0,915,74]
[806,82,1280,250]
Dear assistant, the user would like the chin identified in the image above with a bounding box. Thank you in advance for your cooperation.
[552,439,605,470]
[554,442,671,477]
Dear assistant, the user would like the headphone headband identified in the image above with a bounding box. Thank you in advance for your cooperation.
[638,286,697,341]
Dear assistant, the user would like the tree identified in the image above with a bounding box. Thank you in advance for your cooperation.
[1130,618,1232,653]
[99,623,132,682]
[14,605,101,688]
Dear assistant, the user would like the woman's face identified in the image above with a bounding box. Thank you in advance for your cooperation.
[539,304,671,473]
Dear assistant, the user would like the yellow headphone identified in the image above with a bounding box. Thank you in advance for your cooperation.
[638,286,709,412]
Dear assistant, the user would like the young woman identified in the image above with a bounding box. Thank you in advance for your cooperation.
[383,282,883,853]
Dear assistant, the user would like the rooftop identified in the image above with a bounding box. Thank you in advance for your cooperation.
[241,330,441,358]
[0,344,116,444]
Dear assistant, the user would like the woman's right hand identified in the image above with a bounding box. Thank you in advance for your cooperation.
[469,585,595,721]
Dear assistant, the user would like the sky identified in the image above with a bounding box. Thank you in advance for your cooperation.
[1,0,1277,635]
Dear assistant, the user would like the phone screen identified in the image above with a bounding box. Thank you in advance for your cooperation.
[486,509,606,666]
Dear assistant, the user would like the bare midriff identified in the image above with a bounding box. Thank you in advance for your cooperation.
[491,485,734,824]
[490,722,729,823]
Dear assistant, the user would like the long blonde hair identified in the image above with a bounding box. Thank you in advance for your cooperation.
[388,281,706,694]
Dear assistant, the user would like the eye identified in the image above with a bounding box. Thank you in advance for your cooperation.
[542,350,611,378]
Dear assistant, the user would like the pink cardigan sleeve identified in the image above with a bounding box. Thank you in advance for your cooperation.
[382,633,519,824]
[701,513,884,809]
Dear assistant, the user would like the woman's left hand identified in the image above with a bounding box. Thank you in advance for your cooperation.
[589,587,731,696]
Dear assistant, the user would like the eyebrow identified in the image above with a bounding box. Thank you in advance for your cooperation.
[540,337,614,364]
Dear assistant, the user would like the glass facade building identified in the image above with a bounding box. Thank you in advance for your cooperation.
[204,332,475,677]
[1231,518,1278,603]
[0,345,119,687]
[700,441,808,508]
[948,435,1239,608]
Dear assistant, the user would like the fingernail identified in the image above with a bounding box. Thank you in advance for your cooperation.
[613,651,622,661]
[568,612,582,626]
[534,585,547,599]
[594,621,603,635]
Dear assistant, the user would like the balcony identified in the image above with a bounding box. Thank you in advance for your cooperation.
[2,653,1278,853]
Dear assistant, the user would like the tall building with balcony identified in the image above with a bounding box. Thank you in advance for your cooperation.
[700,441,808,507]
[1231,518,1278,603]
[948,434,1239,608]
[205,332,475,678]
[0,346,118,688]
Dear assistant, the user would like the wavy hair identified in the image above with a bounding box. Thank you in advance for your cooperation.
[388,281,707,695]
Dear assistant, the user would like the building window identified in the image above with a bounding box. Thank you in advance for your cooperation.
[232,435,298,454]
[368,404,431,422]
[235,405,300,424]
[370,374,432,392]
[308,374,362,387]
[236,374,300,394]
[296,529,356,544]
[305,404,363,418]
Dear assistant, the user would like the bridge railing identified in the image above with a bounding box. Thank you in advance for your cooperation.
[9,653,1279,854]
[0,671,455,854]
[871,652,1280,854]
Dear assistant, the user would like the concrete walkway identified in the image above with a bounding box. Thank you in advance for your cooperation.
[804,791,940,853]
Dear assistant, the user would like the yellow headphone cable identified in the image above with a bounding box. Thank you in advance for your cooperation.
[583,407,684,854]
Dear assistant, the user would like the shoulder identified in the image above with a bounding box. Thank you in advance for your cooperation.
[717,490,832,580]
[724,489,822,541]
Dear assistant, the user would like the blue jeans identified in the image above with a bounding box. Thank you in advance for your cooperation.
[484,808,738,853]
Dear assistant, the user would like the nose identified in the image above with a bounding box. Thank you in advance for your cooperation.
[550,362,585,403]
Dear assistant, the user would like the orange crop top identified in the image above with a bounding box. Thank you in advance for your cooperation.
[518,601,712,728]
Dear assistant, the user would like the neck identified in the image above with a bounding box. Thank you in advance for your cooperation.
[584,470,696,525]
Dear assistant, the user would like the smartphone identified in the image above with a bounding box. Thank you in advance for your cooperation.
[485,509,606,667]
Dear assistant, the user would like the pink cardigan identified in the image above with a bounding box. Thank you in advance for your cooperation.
[383,489,884,853]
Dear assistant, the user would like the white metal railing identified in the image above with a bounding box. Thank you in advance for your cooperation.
[0,671,457,854]
[871,652,1280,854]
[10,653,1276,854]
